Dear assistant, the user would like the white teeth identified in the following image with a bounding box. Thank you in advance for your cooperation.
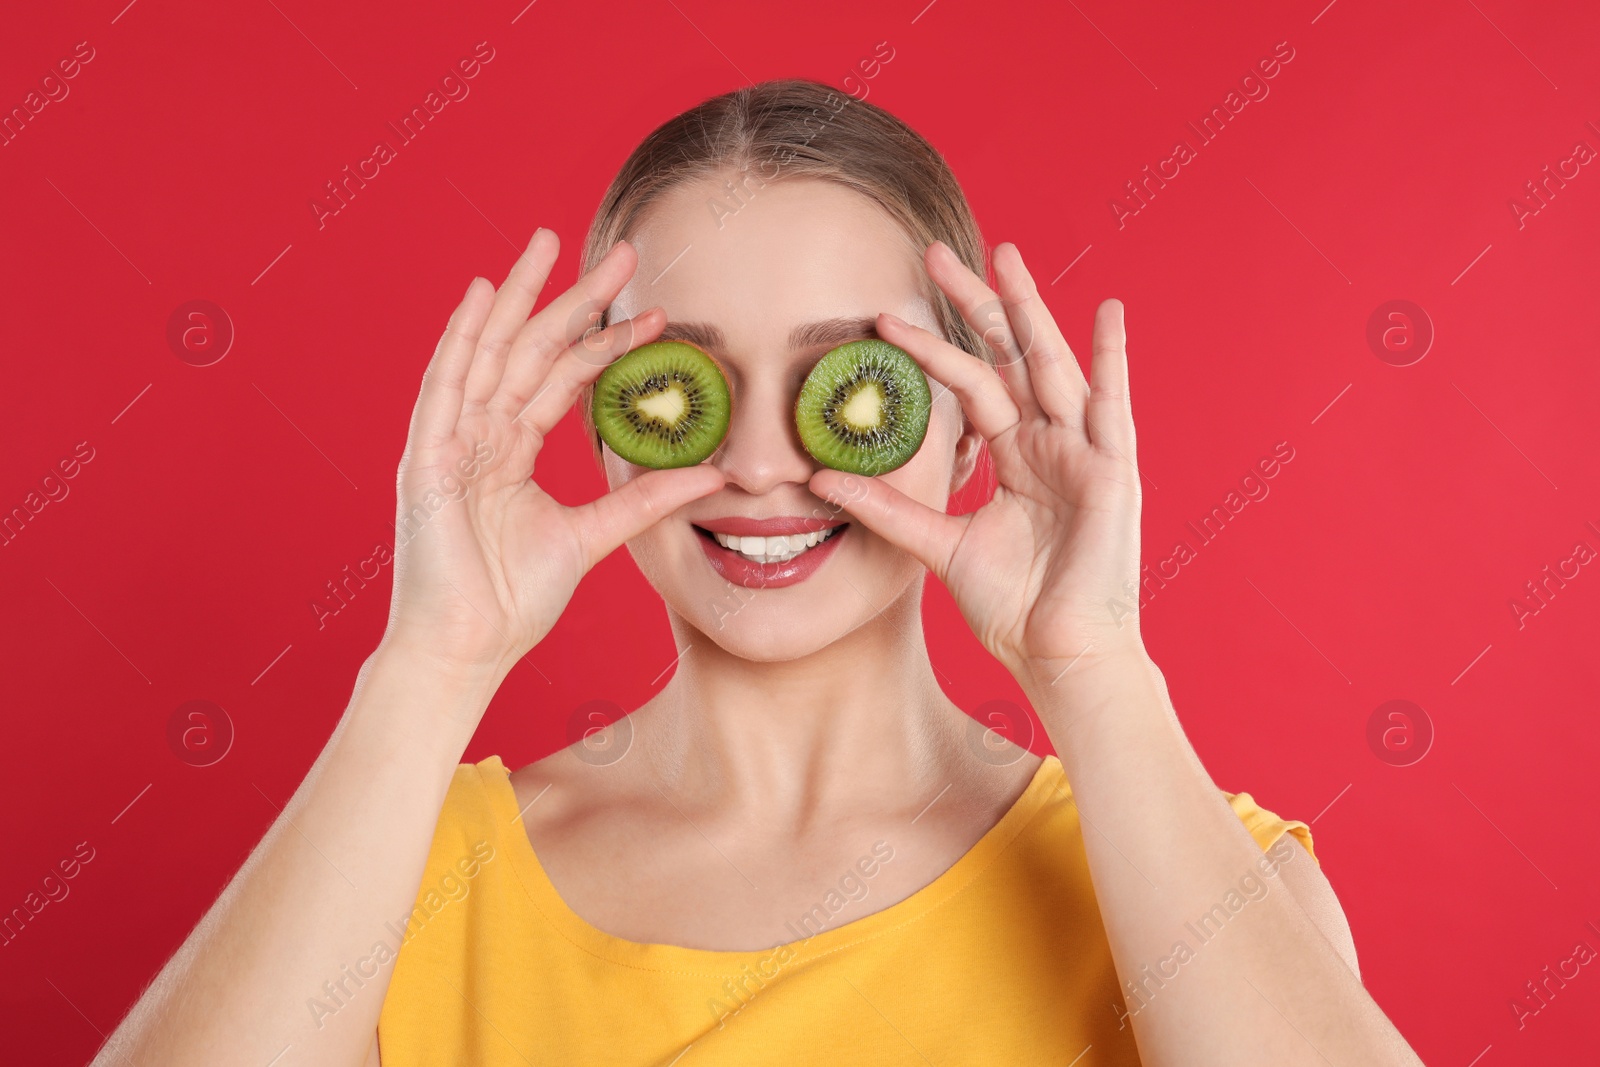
[709,527,840,563]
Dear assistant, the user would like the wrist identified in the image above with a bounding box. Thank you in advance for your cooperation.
[1015,633,1152,696]
[374,628,517,692]
[346,637,510,756]
[1018,639,1165,743]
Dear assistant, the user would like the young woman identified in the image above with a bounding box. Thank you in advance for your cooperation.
[99,80,1423,1066]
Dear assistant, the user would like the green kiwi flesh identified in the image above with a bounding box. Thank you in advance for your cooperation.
[795,339,931,476]
[592,341,731,468]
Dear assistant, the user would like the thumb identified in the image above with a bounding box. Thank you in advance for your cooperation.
[809,470,966,580]
[574,465,726,570]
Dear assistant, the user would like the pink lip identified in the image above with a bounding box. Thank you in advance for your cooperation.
[694,515,846,536]
[693,522,849,589]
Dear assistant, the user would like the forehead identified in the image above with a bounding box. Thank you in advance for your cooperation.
[611,175,932,350]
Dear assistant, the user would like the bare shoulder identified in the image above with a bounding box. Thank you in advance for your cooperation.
[1275,835,1361,980]
[506,730,646,838]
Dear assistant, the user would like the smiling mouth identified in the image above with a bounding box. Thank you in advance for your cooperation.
[693,525,847,565]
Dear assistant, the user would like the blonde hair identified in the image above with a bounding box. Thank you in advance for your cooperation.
[578,78,990,451]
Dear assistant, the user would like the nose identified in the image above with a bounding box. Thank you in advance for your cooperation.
[713,374,817,494]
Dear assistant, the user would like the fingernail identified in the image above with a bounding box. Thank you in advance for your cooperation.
[464,277,478,298]
[879,311,907,328]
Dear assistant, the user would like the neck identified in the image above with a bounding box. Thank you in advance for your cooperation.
[638,584,966,824]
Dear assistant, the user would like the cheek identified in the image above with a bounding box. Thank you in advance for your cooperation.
[625,521,674,573]
[601,450,632,490]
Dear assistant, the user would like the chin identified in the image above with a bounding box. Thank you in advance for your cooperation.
[635,535,923,665]
[691,608,858,663]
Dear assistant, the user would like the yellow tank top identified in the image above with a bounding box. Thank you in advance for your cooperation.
[376,755,1315,1065]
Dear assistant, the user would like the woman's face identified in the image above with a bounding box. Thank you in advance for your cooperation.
[606,174,979,662]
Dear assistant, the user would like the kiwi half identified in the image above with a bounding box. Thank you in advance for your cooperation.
[592,340,731,468]
[795,339,931,476]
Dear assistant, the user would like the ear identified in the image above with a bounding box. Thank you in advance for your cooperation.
[950,417,983,495]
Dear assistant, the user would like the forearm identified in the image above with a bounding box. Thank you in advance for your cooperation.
[97,642,500,1067]
[1031,648,1419,1066]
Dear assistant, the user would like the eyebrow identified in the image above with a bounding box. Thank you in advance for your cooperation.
[656,316,880,354]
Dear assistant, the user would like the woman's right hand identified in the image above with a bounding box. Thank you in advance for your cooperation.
[380,228,724,685]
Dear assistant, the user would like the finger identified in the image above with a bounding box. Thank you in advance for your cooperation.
[572,465,727,571]
[463,228,559,409]
[1086,299,1135,455]
[808,469,968,582]
[992,243,1091,433]
[410,277,495,449]
[490,239,639,419]
[515,307,667,440]
[925,241,1044,423]
[876,312,1019,442]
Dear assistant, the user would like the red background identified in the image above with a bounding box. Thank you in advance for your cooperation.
[3,0,1598,1062]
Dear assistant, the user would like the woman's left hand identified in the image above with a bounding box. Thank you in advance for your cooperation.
[809,241,1145,693]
